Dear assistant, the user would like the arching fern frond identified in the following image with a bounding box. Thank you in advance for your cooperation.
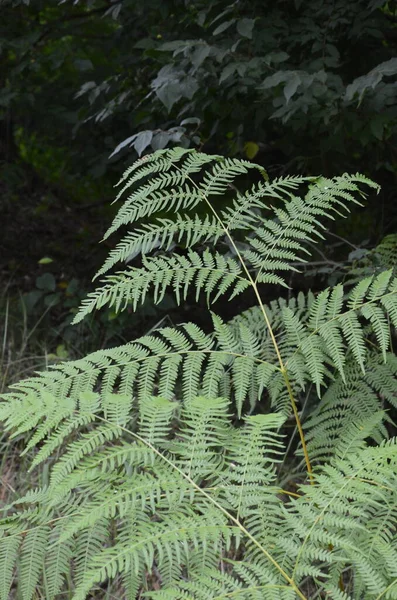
[78,149,378,324]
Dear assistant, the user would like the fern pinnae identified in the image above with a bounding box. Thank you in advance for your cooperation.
[283,271,397,383]
[0,535,20,600]
[27,411,98,471]
[73,519,109,586]
[48,423,122,487]
[139,395,176,446]
[97,214,222,277]
[250,175,369,288]
[89,413,308,600]
[72,515,235,600]
[201,157,261,197]
[181,161,314,477]
[55,479,174,544]
[221,175,308,234]
[112,148,200,196]
[20,524,50,600]
[291,444,397,583]
[43,519,74,600]
[73,252,249,324]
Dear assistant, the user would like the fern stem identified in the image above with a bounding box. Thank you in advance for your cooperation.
[281,368,313,484]
[174,163,314,482]
[351,477,395,494]
[94,414,309,600]
[375,580,397,600]
[211,583,291,598]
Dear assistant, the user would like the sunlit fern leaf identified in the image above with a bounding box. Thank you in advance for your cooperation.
[112,148,202,202]
[55,477,180,548]
[285,440,397,593]
[221,175,310,232]
[3,270,397,441]
[281,271,397,388]
[201,156,265,196]
[79,150,380,328]
[106,149,215,234]
[49,423,123,487]
[240,174,378,286]
[21,396,76,456]
[102,392,132,425]
[1,391,58,437]
[232,356,255,418]
[145,564,293,600]
[338,312,367,372]
[139,395,177,446]
[0,150,394,600]
[0,322,275,433]
[105,149,262,241]
[28,411,98,471]
[72,511,235,600]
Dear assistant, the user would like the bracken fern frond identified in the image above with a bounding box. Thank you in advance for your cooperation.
[0,149,396,600]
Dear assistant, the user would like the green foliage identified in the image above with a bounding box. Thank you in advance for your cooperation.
[2,1,397,184]
[0,149,396,599]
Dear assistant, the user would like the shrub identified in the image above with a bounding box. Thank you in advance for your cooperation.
[1,149,396,600]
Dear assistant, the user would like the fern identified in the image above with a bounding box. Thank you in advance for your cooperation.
[0,149,396,600]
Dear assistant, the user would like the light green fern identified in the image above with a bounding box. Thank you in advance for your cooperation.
[0,149,396,600]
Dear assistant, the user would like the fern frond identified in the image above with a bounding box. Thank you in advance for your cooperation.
[72,511,235,600]
[221,175,310,232]
[287,440,397,594]
[282,270,397,388]
[240,173,378,286]
[1,149,393,600]
[219,413,284,519]
[73,250,249,323]
[79,149,378,328]
[74,519,110,586]
[97,214,223,277]
[145,564,291,600]
[304,355,397,463]
[170,396,230,480]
